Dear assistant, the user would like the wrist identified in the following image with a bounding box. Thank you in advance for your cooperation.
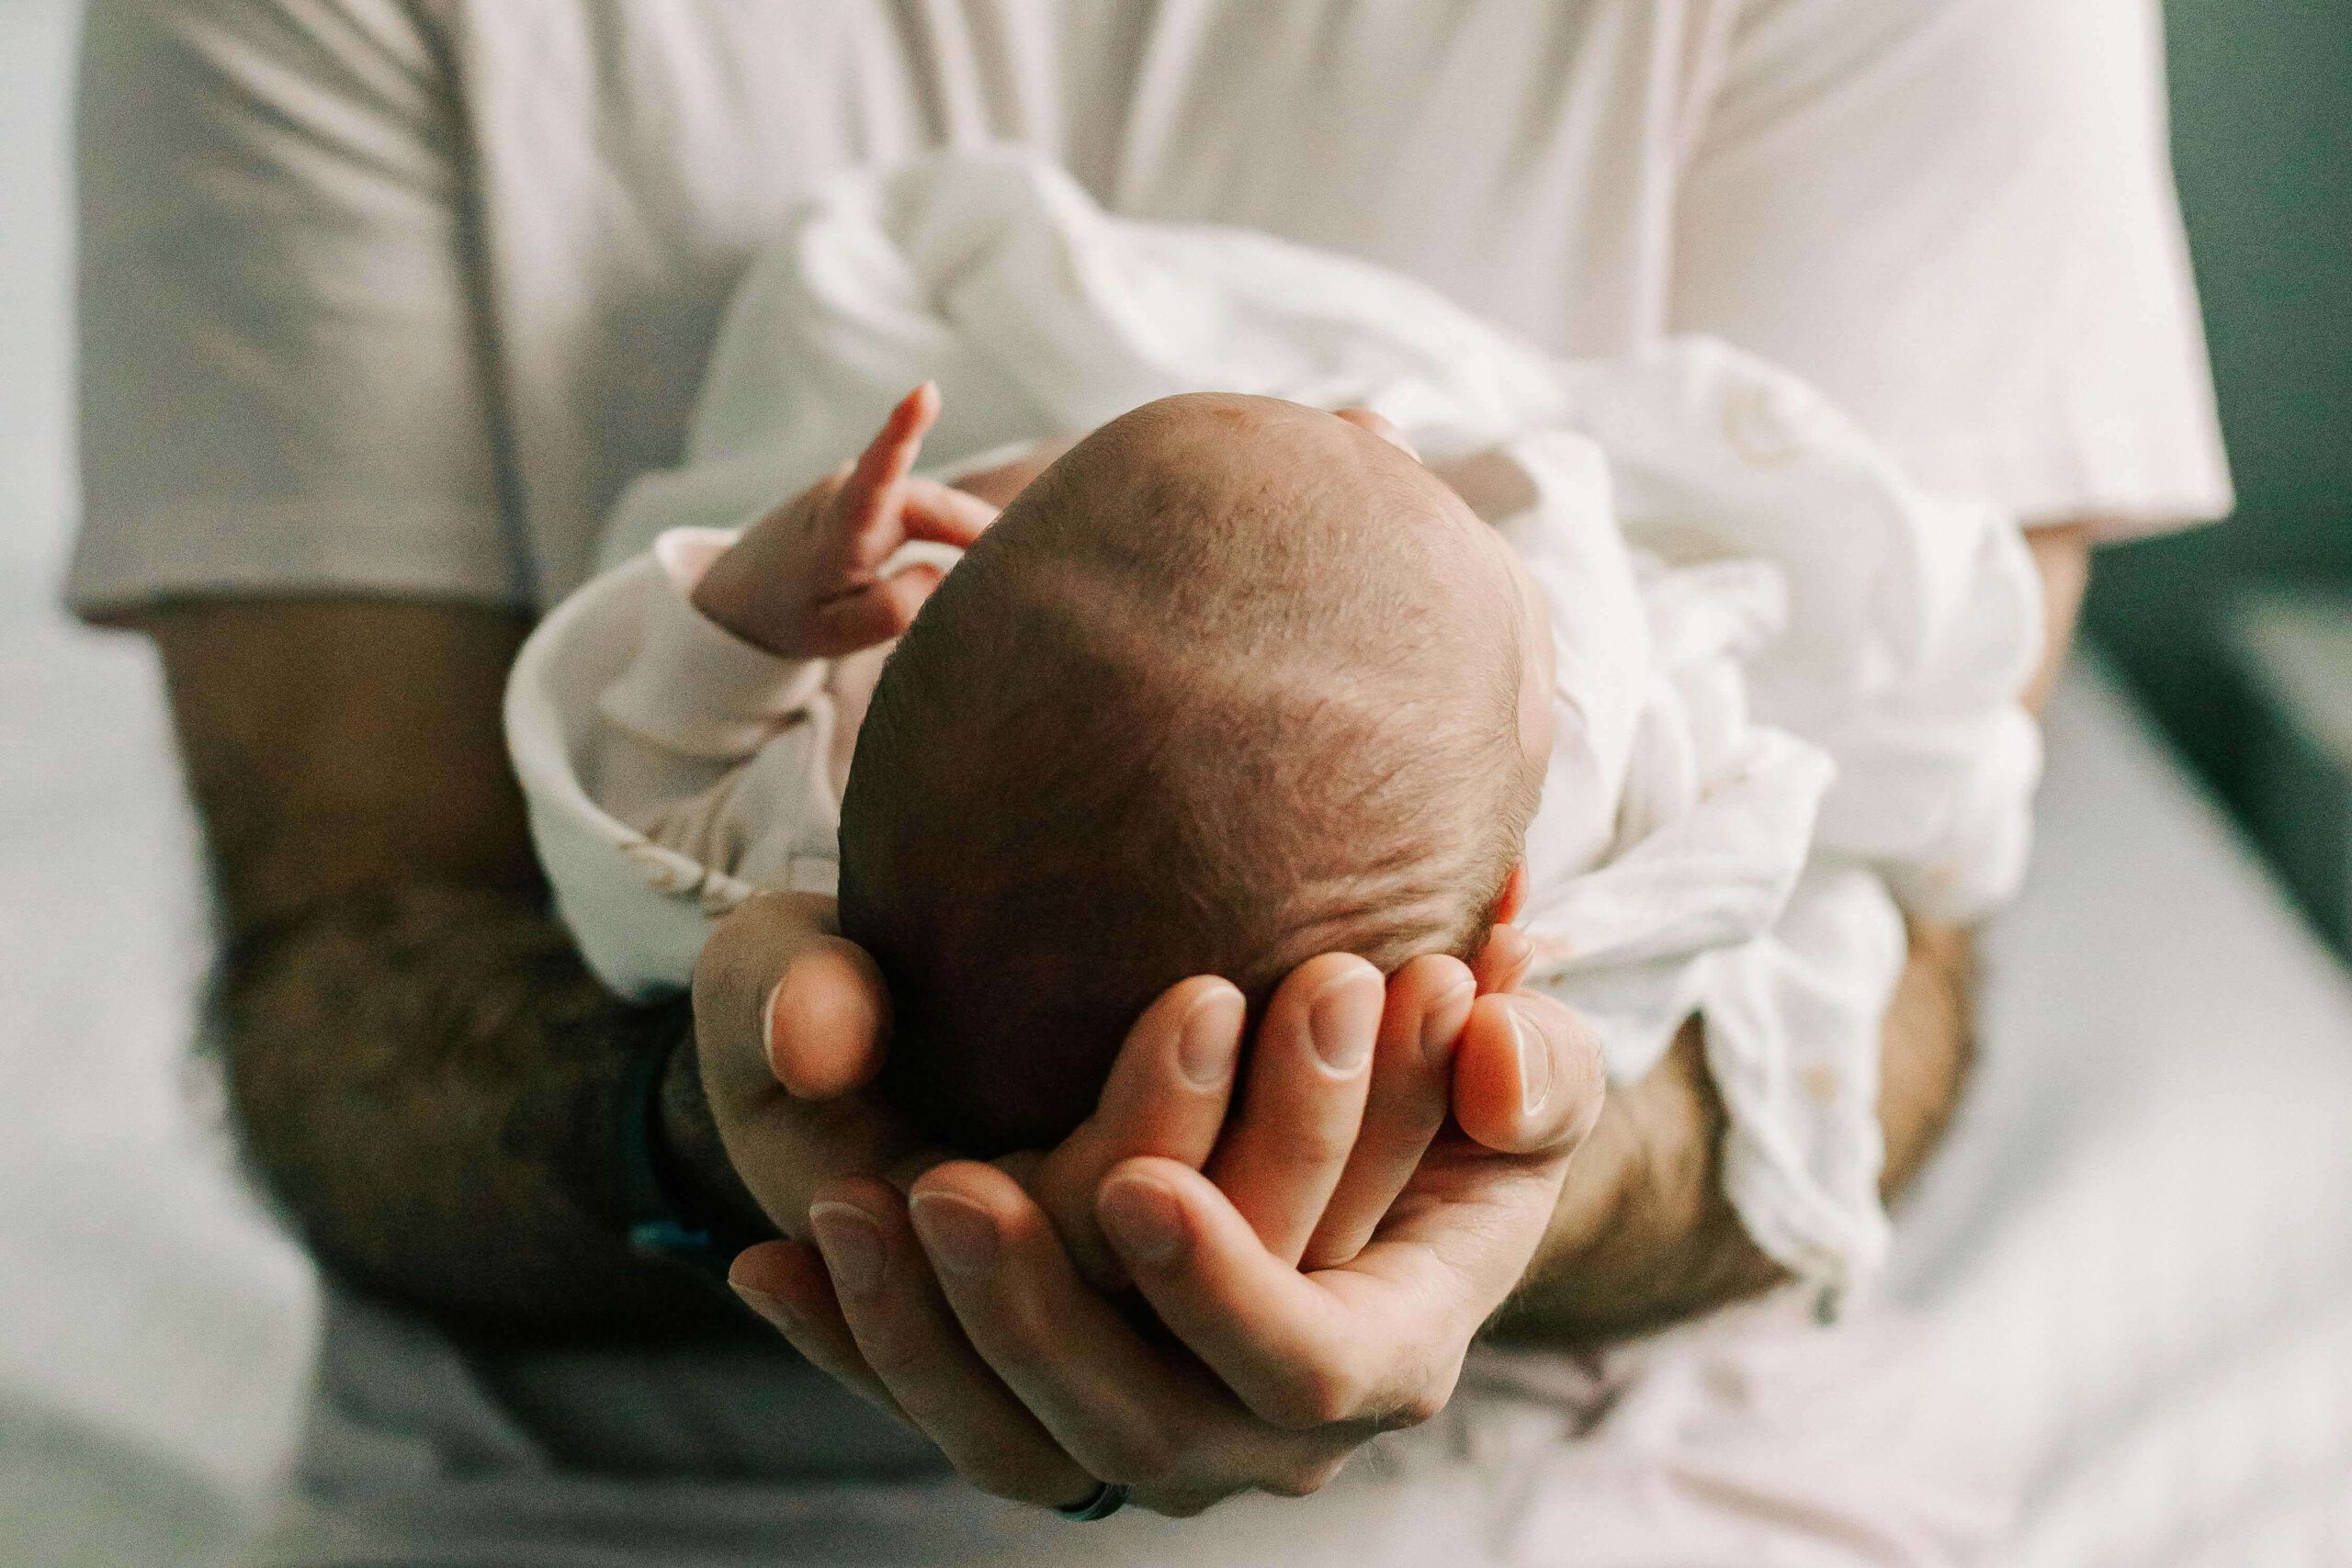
[599,530,826,756]
[652,1024,776,1246]
[1495,1021,1781,1346]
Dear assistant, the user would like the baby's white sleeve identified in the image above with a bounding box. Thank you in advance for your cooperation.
[590,528,844,902]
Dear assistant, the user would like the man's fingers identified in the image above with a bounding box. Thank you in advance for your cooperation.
[1301,954,1472,1269]
[1204,954,1384,1266]
[755,933,893,1100]
[1471,922,1534,996]
[1452,991,1607,1156]
[727,1239,910,1424]
[908,1163,1220,1494]
[1096,1158,1449,1433]
[1029,976,1246,1289]
[695,893,887,1104]
[806,1178,1097,1508]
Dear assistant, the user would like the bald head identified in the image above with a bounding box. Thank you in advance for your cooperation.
[840,394,1543,1154]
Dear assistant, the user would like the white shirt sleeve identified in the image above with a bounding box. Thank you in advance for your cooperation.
[68,0,522,614]
[1673,0,2233,536]
[590,530,844,903]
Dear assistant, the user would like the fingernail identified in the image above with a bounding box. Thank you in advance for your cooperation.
[1308,966,1383,1076]
[1508,998,1552,1116]
[909,1192,1001,1278]
[760,979,785,1081]
[1423,978,1476,1066]
[1177,984,1244,1089]
[808,1202,886,1299]
[1098,1174,1190,1269]
[730,1280,799,1332]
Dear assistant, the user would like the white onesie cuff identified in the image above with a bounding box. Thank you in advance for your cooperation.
[598,527,827,759]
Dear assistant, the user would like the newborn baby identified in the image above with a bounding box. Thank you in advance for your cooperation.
[610,384,1545,1154]
[510,146,2044,1292]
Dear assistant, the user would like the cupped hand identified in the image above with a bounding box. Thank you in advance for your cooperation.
[690,889,934,1238]
[728,940,1605,1517]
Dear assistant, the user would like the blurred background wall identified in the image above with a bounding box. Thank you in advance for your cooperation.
[2086,0,2352,953]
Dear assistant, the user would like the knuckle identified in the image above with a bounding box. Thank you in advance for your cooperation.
[854,1333,931,1390]
[983,1306,1060,1383]
[1266,1122,1357,1172]
[1135,1476,1244,1519]
[1384,1384,1450,1432]
[1263,1362,1364,1431]
[1380,1351,1464,1432]
[1157,1408,1216,1475]
[1261,1455,1348,1499]
[1094,1428,1181,1487]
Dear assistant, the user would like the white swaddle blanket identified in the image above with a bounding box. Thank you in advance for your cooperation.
[507,148,2042,1293]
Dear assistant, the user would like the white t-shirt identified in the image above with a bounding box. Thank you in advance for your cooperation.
[70,0,2228,620]
[64,1,2233,1559]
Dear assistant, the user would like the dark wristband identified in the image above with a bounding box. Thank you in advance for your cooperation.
[616,1008,774,1288]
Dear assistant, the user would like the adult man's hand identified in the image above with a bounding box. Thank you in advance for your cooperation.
[729,949,1608,1517]
[685,890,932,1238]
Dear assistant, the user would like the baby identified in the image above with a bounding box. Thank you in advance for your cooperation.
[511,146,2044,1292]
[606,382,1547,1154]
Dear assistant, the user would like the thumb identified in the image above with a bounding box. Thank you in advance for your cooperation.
[1452,991,1606,1157]
[694,893,891,1104]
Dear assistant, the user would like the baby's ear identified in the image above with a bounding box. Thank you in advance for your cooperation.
[1493,862,1529,927]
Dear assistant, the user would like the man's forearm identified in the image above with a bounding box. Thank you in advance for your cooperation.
[1490,919,1973,1346]
[127,598,768,1332]
[220,877,749,1331]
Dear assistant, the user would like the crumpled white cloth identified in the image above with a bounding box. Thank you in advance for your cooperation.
[507,146,2042,1292]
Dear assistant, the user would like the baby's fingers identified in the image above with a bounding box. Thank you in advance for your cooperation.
[830,385,941,559]
[896,479,998,550]
[848,383,939,504]
[807,563,945,655]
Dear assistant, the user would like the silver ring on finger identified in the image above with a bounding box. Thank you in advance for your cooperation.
[1053,1481,1131,1522]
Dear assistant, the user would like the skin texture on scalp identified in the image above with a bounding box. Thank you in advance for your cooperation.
[837,394,1544,1156]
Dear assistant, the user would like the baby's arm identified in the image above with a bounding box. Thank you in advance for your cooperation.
[593,387,996,893]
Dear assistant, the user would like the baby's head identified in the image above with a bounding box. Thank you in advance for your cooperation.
[839,393,1551,1155]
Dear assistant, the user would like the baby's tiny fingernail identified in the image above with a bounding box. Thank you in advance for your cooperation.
[1177,984,1245,1089]
[909,1192,1001,1278]
[1098,1174,1191,1269]
[1309,966,1383,1076]
[1508,998,1552,1117]
[808,1202,887,1300]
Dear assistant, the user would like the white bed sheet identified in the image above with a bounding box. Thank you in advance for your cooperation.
[1892,660,2352,1563]
[6,0,2349,1557]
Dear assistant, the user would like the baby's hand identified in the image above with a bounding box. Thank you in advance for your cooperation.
[693,384,998,660]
